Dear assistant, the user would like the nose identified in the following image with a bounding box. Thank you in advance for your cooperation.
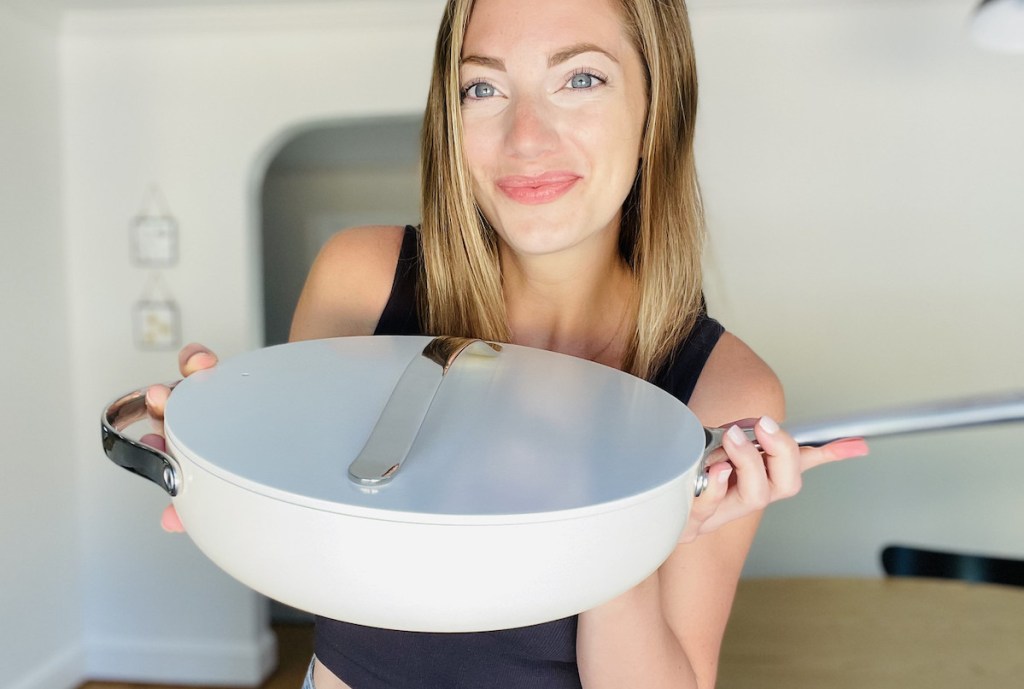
[503,96,558,159]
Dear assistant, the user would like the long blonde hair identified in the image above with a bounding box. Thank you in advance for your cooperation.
[419,0,705,381]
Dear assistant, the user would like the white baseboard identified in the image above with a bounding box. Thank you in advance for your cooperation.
[83,627,278,686]
[9,643,86,689]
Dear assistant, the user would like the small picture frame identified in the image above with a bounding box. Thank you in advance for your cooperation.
[130,214,179,268]
[133,299,181,350]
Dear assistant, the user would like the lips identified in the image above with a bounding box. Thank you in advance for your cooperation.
[496,172,581,205]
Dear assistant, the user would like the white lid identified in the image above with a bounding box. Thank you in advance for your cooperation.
[165,336,703,525]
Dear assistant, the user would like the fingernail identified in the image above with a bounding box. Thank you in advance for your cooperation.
[832,438,870,459]
[160,509,184,533]
[144,385,164,408]
[718,464,734,484]
[758,416,780,434]
[726,424,747,444]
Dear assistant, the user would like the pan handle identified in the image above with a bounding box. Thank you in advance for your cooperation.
[786,390,1024,447]
[694,390,1024,497]
[101,383,182,496]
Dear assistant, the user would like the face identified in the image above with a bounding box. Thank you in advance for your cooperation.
[458,0,648,259]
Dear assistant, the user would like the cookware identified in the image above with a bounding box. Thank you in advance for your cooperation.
[101,335,1024,632]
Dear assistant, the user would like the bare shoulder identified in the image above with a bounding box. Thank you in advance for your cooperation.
[687,331,786,427]
[289,225,407,342]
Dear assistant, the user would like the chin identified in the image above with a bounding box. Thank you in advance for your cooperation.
[492,220,587,257]
[491,211,619,259]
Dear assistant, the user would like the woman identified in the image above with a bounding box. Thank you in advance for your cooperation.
[150,0,867,686]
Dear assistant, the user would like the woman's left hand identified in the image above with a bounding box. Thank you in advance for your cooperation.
[677,417,868,543]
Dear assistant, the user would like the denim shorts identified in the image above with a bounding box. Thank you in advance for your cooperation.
[302,656,316,689]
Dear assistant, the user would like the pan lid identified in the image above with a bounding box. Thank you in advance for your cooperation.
[164,336,703,525]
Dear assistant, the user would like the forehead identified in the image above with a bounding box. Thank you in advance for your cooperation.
[463,0,629,55]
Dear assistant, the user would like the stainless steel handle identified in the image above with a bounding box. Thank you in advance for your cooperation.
[694,424,757,497]
[693,390,1024,497]
[786,390,1024,446]
[101,382,182,496]
[348,337,502,486]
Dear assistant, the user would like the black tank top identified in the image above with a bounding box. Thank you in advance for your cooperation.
[315,225,725,689]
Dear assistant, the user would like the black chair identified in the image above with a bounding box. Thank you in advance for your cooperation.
[881,544,1024,588]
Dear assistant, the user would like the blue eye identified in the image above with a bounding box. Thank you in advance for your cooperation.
[569,73,596,89]
[462,82,497,100]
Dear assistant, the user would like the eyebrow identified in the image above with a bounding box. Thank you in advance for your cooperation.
[548,43,619,68]
[461,54,505,70]
[460,43,619,71]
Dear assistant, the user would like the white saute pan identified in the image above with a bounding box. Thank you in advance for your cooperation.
[102,335,1024,632]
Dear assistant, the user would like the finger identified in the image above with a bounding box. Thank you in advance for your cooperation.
[721,424,771,509]
[144,386,171,420]
[801,438,870,470]
[178,343,219,377]
[161,504,185,533]
[139,433,166,453]
[755,416,802,499]
[679,461,734,543]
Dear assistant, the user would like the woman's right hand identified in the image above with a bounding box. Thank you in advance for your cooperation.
[143,343,220,533]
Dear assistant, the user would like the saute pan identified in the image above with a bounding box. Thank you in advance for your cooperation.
[101,335,1024,632]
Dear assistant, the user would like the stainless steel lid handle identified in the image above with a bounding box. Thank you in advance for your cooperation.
[348,337,502,486]
[101,384,182,496]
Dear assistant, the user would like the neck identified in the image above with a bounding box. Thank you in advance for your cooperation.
[500,238,636,368]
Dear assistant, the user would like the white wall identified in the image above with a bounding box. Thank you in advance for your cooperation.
[692,0,1024,574]
[0,5,83,689]
[61,1,444,685]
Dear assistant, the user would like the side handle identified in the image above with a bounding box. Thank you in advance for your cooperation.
[101,383,181,496]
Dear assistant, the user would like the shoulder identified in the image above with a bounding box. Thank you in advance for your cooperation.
[289,225,407,342]
[315,223,407,268]
[687,331,786,427]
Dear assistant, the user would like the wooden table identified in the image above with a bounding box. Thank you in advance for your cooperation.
[718,578,1024,689]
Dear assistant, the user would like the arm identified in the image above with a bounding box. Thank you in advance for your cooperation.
[578,332,868,687]
[577,333,782,689]
[661,333,783,687]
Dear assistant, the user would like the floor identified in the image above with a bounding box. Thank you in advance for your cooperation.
[78,624,314,689]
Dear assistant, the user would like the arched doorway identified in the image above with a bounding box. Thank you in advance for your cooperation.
[259,115,422,347]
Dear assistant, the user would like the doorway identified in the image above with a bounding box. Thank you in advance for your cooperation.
[260,115,422,346]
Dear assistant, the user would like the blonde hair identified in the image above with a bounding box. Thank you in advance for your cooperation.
[419,0,705,381]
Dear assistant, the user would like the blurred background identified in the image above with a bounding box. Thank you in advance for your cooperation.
[2,0,1021,687]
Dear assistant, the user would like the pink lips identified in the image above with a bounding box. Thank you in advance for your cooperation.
[496,172,581,205]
